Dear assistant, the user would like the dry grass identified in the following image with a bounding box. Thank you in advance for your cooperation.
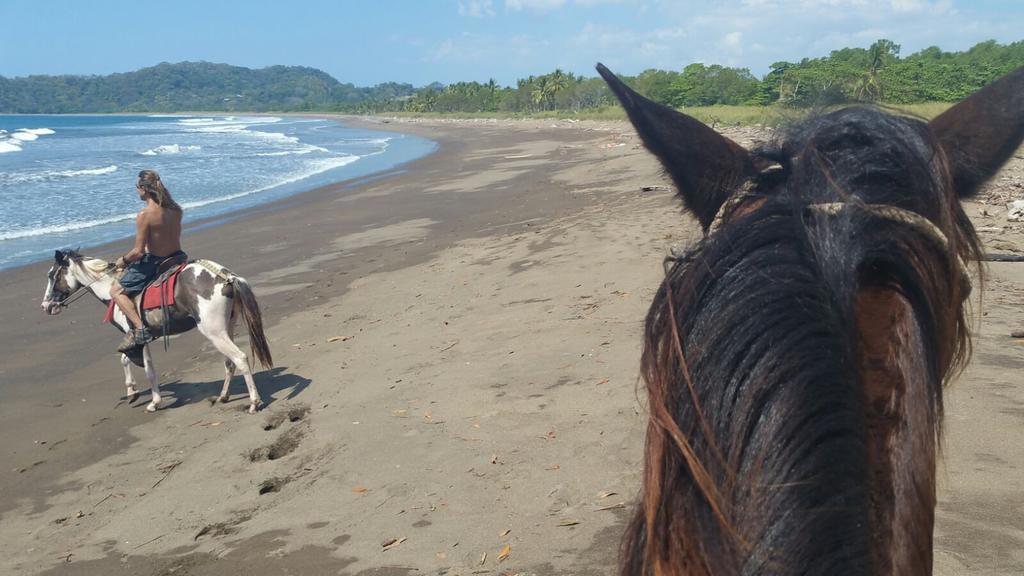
[381,102,956,127]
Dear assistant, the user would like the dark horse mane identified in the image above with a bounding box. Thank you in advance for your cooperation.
[596,64,1024,575]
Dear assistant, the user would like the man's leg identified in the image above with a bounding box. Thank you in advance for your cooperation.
[111,282,152,353]
[110,282,144,329]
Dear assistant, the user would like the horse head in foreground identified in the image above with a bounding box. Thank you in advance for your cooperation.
[598,63,1024,575]
[41,251,273,413]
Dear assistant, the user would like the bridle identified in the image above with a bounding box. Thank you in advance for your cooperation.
[701,174,974,299]
[50,262,108,309]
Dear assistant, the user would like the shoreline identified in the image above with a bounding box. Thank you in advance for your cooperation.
[1,117,1022,575]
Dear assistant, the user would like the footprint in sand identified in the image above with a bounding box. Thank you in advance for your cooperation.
[262,404,311,431]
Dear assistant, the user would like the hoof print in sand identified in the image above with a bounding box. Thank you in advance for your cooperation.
[258,476,291,495]
[262,404,311,431]
[194,511,253,541]
[248,427,304,462]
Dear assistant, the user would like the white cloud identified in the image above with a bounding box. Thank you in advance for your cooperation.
[721,31,743,49]
[458,0,496,17]
[505,0,625,13]
[427,39,458,62]
[889,0,953,14]
[506,0,567,12]
[423,33,550,66]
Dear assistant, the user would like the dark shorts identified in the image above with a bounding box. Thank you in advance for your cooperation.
[119,251,186,296]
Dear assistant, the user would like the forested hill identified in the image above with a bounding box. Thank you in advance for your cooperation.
[0,62,416,113]
[1,39,1023,114]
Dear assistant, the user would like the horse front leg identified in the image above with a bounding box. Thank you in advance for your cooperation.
[142,345,161,412]
[121,353,140,403]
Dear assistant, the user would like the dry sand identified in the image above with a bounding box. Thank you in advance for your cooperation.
[0,117,1021,575]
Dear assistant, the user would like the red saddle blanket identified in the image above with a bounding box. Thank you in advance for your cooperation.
[104,265,186,324]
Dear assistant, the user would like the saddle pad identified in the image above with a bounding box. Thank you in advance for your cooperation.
[103,263,187,324]
[141,265,183,310]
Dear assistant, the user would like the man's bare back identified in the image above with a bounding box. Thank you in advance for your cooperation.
[140,203,182,258]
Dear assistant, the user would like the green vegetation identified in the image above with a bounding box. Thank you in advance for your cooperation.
[0,62,417,113]
[0,40,1020,117]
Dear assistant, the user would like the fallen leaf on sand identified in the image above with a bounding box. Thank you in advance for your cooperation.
[479,552,487,565]
[392,409,408,418]
[382,536,407,551]
[597,491,618,499]
[352,487,370,493]
[498,544,511,562]
[558,519,580,527]
[596,502,627,511]
[597,378,609,385]
[501,529,511,537]
[490,454,499,464]
[545,464,560,471]
[327,336,352,343]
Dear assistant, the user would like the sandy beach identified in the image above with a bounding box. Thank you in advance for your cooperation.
[0,117,1022,575]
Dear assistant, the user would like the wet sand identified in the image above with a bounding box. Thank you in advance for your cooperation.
[0,117,1021,575]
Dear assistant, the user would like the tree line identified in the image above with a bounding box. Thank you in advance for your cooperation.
[1,39,1021,114]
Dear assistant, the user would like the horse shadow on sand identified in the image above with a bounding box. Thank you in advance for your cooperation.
[122,367,311,412]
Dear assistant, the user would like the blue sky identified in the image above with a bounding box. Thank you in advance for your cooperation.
[1,0,1021,86]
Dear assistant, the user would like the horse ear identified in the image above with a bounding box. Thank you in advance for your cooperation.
[596,63,755,230]
[54,250,65,264]
[929,66,1024,197]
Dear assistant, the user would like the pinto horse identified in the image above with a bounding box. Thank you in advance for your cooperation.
[41,250,273,413]
[597,64,1024,575]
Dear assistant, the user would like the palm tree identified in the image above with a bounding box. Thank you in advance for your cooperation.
[486,78,498,111]
[531,77,550,111]
[855,39,900,101]
[545,69,571,109]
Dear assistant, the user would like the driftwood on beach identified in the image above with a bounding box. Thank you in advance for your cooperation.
[982,252,1024,262]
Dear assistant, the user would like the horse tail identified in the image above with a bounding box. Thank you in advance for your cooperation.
[232,276,274,369]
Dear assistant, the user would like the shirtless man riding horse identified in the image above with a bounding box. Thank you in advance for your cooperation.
[110,170,186,353]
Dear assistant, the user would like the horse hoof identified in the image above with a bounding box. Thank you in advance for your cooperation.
[248,403,259,415]
[219,395,230,404]
[146,402,159,413]
[128,392,140,404]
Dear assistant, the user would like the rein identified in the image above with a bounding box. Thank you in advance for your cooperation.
[59,265,111,308]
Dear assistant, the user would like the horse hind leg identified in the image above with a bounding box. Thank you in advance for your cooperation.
[218,319,237,404]
[198,317,261,414]
[142,345,161,412]
[121,353,140,403]
[220,359,236,403]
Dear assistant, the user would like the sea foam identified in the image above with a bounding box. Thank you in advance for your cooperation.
[181,155,360,210]
[0,165,118,184]
[139,144,202,156]
[0,210,137,241]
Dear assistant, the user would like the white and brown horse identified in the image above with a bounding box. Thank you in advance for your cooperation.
[41,249,273,413]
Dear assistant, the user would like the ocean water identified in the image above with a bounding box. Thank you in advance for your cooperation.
[0,115,435,270]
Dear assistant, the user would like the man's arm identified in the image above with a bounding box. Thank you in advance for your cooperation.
[116,212,149,268]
